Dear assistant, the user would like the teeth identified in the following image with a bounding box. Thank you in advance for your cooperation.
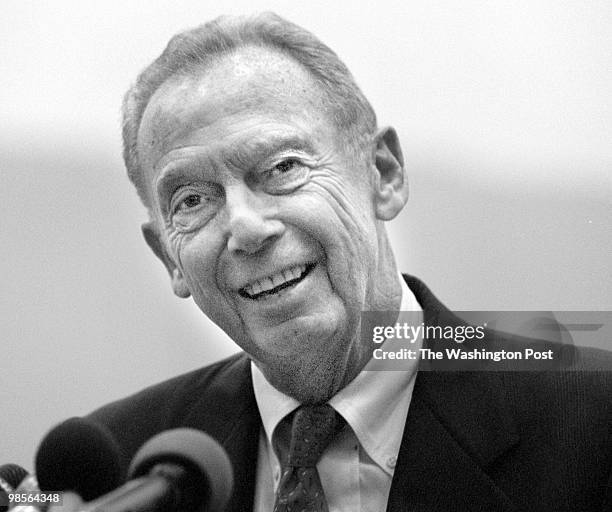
[242,264,308,297]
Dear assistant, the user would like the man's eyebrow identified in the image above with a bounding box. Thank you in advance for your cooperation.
[229,133,315,168]
[155,133,315,198]
[156,158,205,201]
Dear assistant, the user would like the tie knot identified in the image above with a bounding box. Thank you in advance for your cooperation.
[286,404,343,467]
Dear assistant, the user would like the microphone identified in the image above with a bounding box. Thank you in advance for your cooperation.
[35,417,125,501]
[1,465,29,512]
[1,464,29,512]
[7,473,41,512]
[0,464,29,492]
[78,428,233,512]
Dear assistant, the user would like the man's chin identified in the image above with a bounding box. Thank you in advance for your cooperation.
[250,328,367,402]
[249,330,333,361]
[257,353,351,404]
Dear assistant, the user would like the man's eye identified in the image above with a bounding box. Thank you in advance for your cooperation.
[172,192,204,214]
[179,194,202,210]
[167,184,221,232]
[270,158,299,175]
[263,157,309,194]
[168,183,223,230]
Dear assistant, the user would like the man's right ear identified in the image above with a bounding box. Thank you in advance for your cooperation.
[141,222,191,298]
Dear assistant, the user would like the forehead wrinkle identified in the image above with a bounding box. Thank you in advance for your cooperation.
[224,132,316,170]
[156,129,314,178]
[140,80,321,172]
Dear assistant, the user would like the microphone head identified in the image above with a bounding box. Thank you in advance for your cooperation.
[129,428,233,512]
[35,417,125,500]
[0,464,29,490]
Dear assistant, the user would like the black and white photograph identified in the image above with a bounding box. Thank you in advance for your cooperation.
[2,1,611,511]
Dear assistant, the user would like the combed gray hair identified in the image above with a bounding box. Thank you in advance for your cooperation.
[122,12,377,210]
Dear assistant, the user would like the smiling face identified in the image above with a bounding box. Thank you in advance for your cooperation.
[137,47,407,402]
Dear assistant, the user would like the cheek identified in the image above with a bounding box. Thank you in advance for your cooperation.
[308,170,375,224]
[169,230,222,299]
[282,180,378,298]
[301,178,377,260]
[177,240,246,337]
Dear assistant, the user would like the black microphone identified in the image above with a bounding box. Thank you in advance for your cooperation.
[0,464,29,493]
[0,487,7,512]
[78,428,233,512]
[0,464,27,512]
[6,473,40,512]
[1,464,29,512]
[35,418,125,501]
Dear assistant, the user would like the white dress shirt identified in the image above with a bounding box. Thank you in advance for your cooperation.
[252,275,422,512]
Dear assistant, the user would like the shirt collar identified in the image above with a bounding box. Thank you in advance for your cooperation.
[251,273,422,475]
[251,364,300,449]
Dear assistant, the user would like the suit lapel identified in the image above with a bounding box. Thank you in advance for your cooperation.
[386,276,521,511]
[221,398,260,512]
[387,372,519,512]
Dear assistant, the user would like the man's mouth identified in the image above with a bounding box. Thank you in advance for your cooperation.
[238,263,315,300]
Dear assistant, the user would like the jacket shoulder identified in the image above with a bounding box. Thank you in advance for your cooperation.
[88,352,251,463]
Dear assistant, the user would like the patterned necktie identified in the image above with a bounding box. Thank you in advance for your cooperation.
[273,404,344,512]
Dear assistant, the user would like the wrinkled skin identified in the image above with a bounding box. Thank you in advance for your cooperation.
[138,47,408,403]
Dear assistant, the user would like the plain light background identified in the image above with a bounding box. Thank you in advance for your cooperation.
[2,0,611,470]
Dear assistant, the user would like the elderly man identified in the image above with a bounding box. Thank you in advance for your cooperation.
[89,12,612,512]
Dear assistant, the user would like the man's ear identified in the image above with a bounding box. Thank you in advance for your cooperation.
[372,126,409,220]
[142,221,191,298]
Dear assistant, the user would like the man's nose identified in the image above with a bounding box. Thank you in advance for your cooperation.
[224,186,284,255]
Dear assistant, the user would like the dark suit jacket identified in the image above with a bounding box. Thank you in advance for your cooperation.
[89,275,612,511]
